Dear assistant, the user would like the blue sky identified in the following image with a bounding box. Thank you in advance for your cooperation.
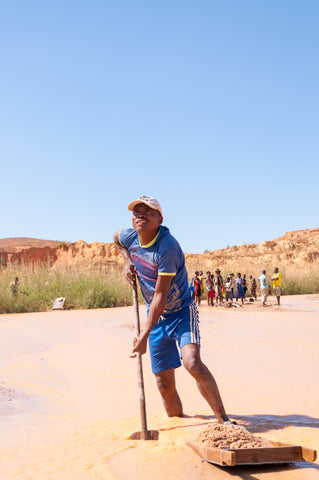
[1,1,318,253]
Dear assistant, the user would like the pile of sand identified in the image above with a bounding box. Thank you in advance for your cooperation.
[192,423,273,449]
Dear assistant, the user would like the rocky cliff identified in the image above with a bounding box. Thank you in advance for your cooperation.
[185,228,319,273]
[0,238,123,268]
[0,228,318,272]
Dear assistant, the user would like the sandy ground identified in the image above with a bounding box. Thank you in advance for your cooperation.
[0,295,318,480]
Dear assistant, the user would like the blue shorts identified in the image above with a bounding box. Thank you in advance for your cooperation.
[148,302,200,374]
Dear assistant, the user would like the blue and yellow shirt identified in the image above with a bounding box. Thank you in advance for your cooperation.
[119,226,192,315]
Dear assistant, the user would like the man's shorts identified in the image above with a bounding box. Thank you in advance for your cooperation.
[148,302,200,374]
[261,288,268,302]
[207,290,215,298]
[273,286,281,296]
[215,285,222,297]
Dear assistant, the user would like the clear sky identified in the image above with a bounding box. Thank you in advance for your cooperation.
[1,1,318,253]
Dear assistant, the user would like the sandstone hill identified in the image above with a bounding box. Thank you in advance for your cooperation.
[0,228,318,274]
[0,238,122,268]
[185,228,319,274]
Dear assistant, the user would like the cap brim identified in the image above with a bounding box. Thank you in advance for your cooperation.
[128,199,162,216]
[128,200,144,211]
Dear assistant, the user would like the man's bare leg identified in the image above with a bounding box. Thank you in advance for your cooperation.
[155,368,183,417]
[181,344,229,423]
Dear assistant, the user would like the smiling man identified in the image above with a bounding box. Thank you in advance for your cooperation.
[113,195,233,423]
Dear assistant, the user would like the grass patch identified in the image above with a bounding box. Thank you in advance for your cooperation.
[1,260,319,315]
[0,264,133,314]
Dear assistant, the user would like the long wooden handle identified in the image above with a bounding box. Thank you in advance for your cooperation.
[131,274,149,439]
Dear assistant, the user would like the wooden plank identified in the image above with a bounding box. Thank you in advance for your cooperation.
[302,447,317,463]
[221,450,236,466]
[187,440,317,466]
[233,445,302,464]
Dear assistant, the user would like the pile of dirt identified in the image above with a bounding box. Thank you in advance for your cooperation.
[192,423,273,449]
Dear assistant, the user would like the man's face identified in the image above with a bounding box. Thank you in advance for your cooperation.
[132,203,162,234]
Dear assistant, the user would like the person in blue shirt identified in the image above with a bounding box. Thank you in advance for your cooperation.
[189,277,195,300]
[258,270,268,306]
[113,196,233,424]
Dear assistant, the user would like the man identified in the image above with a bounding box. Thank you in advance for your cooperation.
[249,274,257,301]
[229,273,235,298]
[258,270,268,306]
[198,270,205,298]
[193,271,202,306]
[235,272,244,304]
[205,271,215,306]
[224,277,233,302]
[271,267,282,305]
[213,268,224,305]
[10,277,19,297]
[189,276,195,300]
[113,195,233,424]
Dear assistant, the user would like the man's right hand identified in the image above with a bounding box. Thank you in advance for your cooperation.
[124,263,136,285]
[130,332,148,357]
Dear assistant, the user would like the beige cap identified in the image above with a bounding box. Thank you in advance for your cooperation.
[128,196,162,216]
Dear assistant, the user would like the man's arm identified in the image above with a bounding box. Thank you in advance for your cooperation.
[131,274,173,356]
[113,230,136,284]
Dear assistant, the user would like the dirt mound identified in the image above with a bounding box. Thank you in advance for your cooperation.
[192,423,272,449]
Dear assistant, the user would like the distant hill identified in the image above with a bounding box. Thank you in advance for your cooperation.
[0,229,318,272]
[0,238,62,249]
[185,228,319,274]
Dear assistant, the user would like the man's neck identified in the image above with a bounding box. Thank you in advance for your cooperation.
[138,227,160,247]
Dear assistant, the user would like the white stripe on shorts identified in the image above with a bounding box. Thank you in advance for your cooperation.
[189,302,200,345]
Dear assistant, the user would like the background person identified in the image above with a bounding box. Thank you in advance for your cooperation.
[229,273,235,298]
[213,269,224,305]
[225,277,233,302]
[205,271,215,306]
[10,277,19,297]
[249,274,257,300]
[193,271,202,306]
[198,270,205,297]
[242,274,248,299]
[258,270,268,306]
[189,277,195,300]
[271,267,282,305]
[235,273,245,304]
